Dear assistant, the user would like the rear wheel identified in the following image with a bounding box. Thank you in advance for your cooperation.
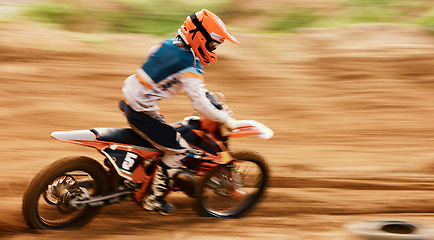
[194,150,269,218]
[22,156,108,229]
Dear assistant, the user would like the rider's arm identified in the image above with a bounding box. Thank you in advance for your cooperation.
[178,71,233,124]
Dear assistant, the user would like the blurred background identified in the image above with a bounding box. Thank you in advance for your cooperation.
[1,0,433,35]
[1,0,434,239]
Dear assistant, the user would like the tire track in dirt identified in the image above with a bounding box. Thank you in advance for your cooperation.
[271,176,434,191]
[1,175,434,239]
[2,174,434,236]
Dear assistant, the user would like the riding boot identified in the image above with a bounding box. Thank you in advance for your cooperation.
[143,160,199,215]
[143,164,176,215]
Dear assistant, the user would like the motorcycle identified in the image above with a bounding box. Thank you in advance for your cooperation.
[22,92,273,230]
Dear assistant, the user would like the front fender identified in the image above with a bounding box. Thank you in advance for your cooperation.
[228,120,274,140]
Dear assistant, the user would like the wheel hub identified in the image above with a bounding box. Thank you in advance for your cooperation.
[44,175,80,207]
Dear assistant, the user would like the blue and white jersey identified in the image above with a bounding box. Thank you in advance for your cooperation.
[122,39,231,124]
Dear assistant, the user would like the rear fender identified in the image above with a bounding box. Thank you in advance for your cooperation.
[51,130,108,149]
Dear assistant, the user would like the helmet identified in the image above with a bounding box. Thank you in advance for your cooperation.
[180,9,239,66]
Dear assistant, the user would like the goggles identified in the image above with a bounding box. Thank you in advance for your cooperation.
[205,40,221,52]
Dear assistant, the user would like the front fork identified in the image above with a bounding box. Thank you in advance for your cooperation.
[226,164,247,198]
[209,163,246,199]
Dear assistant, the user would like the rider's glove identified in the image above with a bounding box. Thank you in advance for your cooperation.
[225,117,238,130]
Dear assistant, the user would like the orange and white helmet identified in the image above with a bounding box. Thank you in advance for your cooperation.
[180,9,239,66]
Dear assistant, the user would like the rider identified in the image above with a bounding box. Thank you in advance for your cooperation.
[120,9,240,215]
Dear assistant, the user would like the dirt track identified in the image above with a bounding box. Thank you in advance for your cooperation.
[1,22,434,239]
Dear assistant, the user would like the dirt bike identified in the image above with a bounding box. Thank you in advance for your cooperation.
[22,93,273,230]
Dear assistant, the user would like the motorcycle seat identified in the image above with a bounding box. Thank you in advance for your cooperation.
[91,128,156,149]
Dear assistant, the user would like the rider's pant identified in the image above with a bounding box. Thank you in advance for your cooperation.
[119,99,188,168]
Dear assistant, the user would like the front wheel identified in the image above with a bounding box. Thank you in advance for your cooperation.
[22,156,108,229]
[194,150,270,218]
